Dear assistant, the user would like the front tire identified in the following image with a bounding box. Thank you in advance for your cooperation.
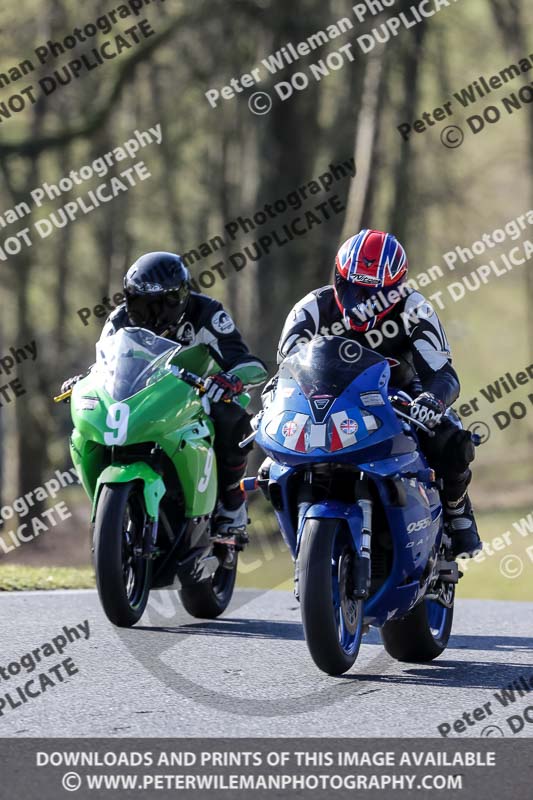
[93,483,152,627]
[179,548,238,618]
[299,519,363,675]
[380,588,454,662]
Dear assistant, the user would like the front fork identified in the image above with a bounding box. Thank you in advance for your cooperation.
[294,472,374,601]
[352,496,372,599]
[134,519,159,560]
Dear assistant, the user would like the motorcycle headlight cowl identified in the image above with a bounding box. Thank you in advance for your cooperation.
[264,407,381,454]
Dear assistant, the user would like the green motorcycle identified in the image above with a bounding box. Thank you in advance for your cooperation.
[57,327,251,627]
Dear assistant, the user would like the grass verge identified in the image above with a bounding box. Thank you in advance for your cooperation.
[0,507,531,601]
[0,566,95,591]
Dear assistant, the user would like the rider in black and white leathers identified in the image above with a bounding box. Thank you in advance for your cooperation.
[277,283,480,558]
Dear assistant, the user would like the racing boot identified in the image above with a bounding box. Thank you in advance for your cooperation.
[212,501,249,550]
[214,501,248,534]
[214,458,250,541]
[443,491,482,558]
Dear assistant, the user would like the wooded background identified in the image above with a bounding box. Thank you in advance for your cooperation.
[0,0,532,535]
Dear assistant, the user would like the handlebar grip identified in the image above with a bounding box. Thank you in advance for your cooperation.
[391,404,436,437]
[53,389,72,403]
[177,368,239,405]
[177,368,205,390]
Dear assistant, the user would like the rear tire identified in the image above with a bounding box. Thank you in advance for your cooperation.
[380,589,454,662]
[299,518,363,675]
[179,549,238,618]
[93,483,152,627]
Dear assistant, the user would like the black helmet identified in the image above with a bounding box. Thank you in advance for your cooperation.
[123,252,191,334]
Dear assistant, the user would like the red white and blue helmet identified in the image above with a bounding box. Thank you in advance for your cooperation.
[334,229,408,332]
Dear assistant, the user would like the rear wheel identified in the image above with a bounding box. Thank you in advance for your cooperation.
[93,483,152,627]
[179,547,238,618]
[380,585,454,661]
[299,519,363,675]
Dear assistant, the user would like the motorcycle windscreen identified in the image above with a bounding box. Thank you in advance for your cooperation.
[279,335,386,398]
[93,327,178,401]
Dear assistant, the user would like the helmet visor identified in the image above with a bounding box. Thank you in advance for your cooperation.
[336,276,404,324]
[125,286,189,333]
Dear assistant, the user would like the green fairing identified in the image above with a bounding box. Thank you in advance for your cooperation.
[69,336,252,521]
[93,463,166,520]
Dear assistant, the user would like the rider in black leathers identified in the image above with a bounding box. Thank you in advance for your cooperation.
[62,252,268,535]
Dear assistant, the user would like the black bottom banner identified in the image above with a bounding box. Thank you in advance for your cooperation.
[0,738,531,799]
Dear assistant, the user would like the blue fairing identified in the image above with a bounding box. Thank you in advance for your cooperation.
[257,336,444,627]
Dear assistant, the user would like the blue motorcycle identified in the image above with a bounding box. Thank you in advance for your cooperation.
[243,335,461,675]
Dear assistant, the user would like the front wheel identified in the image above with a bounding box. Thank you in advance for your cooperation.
[299,519,364,675]
[179,547,238,618]
[93,483,152,627]
[380,587,454,662]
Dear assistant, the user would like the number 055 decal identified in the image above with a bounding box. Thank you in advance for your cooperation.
[407,517,431,534]
[104,402,130,445]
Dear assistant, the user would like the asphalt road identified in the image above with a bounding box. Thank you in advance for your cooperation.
[0,589,532,738]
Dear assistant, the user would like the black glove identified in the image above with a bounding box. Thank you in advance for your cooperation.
[410,392,446,429]
[204,372,243,403]
[60,375,83,396]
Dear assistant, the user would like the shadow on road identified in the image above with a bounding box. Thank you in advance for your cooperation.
[362,631,533,652]
[448,633,533,652]
[135,617,305,641]
[135,618,533,656]
[340,659,533,690]
[132,607,533,693]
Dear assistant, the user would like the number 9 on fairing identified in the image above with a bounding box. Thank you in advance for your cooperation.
[104,402,130,445]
